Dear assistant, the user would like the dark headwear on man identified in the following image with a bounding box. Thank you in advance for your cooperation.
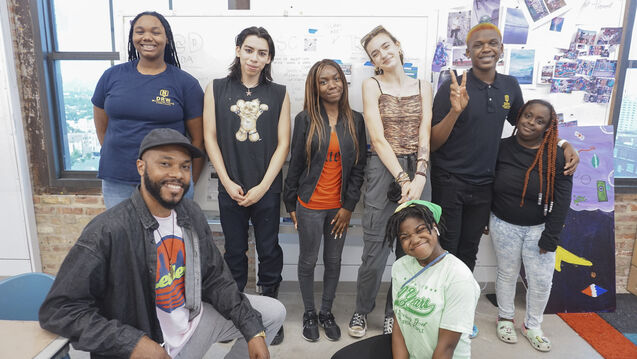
[138,128,204,159]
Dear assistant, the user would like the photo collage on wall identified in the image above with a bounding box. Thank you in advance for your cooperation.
[436,0,618,102]
[543,27,620,103]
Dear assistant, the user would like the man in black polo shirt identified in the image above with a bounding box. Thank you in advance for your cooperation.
[431,23,577,275]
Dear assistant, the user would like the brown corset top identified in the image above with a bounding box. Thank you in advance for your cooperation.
[372,77,422,155]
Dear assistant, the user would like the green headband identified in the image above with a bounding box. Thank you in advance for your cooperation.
[394,200,442,223]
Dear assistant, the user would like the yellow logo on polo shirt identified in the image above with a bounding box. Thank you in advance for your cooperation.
[153,89,175,106]
[502,94,511,109]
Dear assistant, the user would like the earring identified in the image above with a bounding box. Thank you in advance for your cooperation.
[434,227,440,236]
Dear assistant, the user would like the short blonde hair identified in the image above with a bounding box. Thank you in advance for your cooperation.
[465,23,502,45]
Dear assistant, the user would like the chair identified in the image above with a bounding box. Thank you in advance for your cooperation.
[0,272,70,358]
[0,272,55,320]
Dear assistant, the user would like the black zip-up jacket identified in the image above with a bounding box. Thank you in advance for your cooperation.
[284,107,367,213]
[39,189,264,358]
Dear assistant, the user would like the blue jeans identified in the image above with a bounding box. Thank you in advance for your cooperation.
[489,213,556,330]
[218,191,283,292]
[296,204,346,313]
[102,179,194,209]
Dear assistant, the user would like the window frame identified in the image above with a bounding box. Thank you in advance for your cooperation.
[33,0,119,190]
[611,0,637,193]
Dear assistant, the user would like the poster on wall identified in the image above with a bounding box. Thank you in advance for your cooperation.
[472,0,500,27]
[502,7,529,44]
[544,125,615,313]
[522,0,570,28]
[508,49,535,85]
[448,10,472,46]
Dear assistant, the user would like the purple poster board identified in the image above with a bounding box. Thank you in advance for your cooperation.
[544,125,615,313]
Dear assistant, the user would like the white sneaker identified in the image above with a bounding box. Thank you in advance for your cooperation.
[348,312,367,338]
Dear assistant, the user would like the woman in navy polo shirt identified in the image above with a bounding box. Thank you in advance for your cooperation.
[92,11,204,208]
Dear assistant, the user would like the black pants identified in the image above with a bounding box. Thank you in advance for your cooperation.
[331,334,392,359]
[431,168,492,271]
[218,191,283,292]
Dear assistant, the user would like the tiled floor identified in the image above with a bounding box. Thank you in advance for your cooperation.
[69,282,602,358]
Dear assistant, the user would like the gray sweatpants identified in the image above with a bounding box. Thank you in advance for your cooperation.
[355,155,431,316]
[175,294,286,359]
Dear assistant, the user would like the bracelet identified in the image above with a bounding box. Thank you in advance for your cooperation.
[415,171,427,177]
[253,330,266,339]
[417,158,428,162]
[395,171,410,183]
[557,139,568,148]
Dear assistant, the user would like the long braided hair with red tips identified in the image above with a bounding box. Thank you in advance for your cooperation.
[515,99,559,216]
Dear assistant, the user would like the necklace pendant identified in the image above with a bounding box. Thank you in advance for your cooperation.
[169,264,175,277]
[246,89,252,96]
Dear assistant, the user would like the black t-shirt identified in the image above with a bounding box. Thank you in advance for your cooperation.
[213,77,286,194]
[492,136,573,251]
[432,69,524,185]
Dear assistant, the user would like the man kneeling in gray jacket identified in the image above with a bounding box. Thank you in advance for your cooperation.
[39,128,285,359]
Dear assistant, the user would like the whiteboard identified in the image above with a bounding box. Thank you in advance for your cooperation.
[124,16,431,117]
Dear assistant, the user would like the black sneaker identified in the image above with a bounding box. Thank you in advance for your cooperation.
[302,310,320,342]
[319,311,341,341]
[383,315,394,335]
[271,326,284,345]
[348,312,367,338]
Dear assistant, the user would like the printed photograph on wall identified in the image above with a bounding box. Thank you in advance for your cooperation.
[554,61,577,78]
[597,27,622,45]
[539,63,554,84]
[503,7,529,44]
[550,78,574,93]
[522,0,569,28]
[472,0,500,27]
[447,10,472,47]
[508,49,535,85]
[550,17,564,32]
[575,28,597,45]
[592,59,617,77]
[452,48,473,67]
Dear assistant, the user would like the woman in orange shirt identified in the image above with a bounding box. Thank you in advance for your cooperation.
[283,59,366,342]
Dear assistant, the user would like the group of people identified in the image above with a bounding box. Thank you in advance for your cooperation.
[38,11,577,359]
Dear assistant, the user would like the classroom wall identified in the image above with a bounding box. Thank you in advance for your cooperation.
[4,0,635,292]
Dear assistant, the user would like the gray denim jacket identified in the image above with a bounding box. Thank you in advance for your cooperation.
[39,189,264,358]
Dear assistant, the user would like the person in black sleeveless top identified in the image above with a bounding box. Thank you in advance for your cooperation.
[203,26,291,345]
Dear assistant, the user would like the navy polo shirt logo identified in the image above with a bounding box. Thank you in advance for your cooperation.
[153,89,175,106]
[502,94,511,109]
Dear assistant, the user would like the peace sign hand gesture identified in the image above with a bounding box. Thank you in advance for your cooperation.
[450,70,469,114]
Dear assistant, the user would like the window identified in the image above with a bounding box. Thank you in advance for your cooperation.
[35,0,169,187]
[612,0,637,191]
[40,0,117,177]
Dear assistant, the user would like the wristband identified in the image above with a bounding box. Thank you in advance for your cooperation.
[415,171,427,177]
[557,139,568,148]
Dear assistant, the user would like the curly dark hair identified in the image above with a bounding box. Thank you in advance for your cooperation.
[383,204,445,251]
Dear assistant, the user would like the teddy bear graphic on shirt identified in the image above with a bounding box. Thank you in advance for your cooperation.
[230,98,269,142]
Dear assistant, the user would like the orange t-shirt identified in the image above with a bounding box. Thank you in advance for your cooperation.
[299,130,342,210]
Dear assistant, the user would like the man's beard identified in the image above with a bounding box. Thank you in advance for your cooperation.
[143,170,190,210]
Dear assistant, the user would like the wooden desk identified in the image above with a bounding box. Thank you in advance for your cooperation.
[0,320,69,359]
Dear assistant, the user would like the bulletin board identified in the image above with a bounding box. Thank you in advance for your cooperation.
[125,15,433,117]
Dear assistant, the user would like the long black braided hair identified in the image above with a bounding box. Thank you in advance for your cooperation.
[127,11,180,68]
[383,204,446,251]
